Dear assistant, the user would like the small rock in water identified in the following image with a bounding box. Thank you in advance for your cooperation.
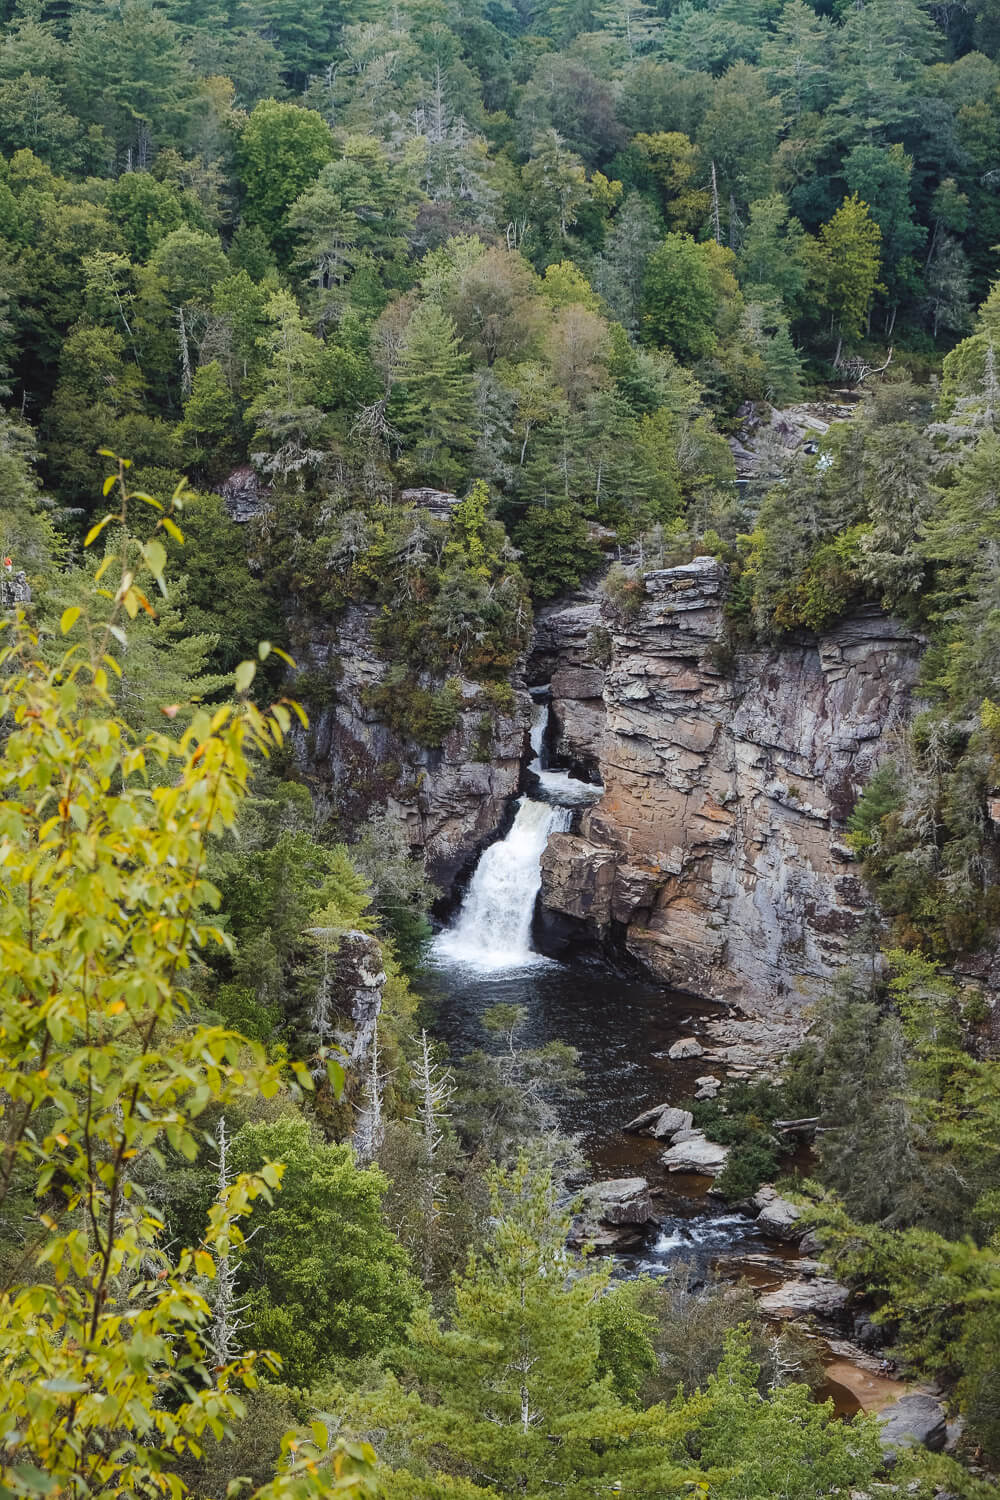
[652,1107,694,1138]
[661,1133,729,1175]
[694,1073,721,1099]
[668,1036,705,1059]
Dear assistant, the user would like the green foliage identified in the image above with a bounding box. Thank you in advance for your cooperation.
[640,232,720,362]
[231,1116,421,1386]
[513,505,603,599]
[0,463,375,1499]
[237,99,335,262]
[349,1161,884,1498]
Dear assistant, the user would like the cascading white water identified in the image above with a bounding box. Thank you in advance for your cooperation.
[433,796,572,970]
[433,695,601,972]
[529,696,603,807]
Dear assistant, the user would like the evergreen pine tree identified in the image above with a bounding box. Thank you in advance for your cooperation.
[389,300,475,489]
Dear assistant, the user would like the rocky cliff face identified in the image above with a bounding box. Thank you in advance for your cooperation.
[538,559,922,1018]
[293,604,531,888]
[530,597,605,780]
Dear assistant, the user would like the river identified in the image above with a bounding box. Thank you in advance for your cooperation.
[424,698,899,1417]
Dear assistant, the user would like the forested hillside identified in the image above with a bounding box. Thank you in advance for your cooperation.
[3,0,1000,1495]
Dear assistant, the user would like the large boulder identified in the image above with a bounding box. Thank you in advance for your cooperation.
[569,1176,658,1250]
[668,1037,705,1060]
[753,1185,804,1242]
[660,1133,729,1175]
[879,1394,948,1454]
[622,1104,693,1137]
[652,1107,695,1139]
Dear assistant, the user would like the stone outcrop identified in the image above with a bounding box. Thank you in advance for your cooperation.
[753,1185,804,1241]
[538,558,922,1018]
[217,465,271,523]
[758,1277,850,1318]
[293,604,530,888]
[335,930,387,1067]
[399,486,461,521]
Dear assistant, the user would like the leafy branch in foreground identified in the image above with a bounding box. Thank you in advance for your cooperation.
[0,456,375,1500]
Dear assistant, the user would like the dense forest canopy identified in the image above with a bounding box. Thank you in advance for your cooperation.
[3,0,1000,1496]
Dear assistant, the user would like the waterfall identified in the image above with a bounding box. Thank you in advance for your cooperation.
[433,796,572,970]
[528,696,603,807]
[433,695,600,972]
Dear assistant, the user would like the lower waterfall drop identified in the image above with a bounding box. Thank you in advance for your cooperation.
[433,796,572,970]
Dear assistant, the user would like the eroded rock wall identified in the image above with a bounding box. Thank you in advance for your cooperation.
[294,604,530,888]
[538,558,922,1018]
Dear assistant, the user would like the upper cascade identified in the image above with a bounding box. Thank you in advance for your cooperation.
[432,697,599,971]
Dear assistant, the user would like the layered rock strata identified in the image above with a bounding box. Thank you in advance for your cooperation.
[293,603,530,888]
[539,558,921,1017]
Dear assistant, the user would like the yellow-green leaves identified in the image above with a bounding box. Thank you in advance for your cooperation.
[142,537,168,596]
[84,513,114,548]
[0,599,352,1500]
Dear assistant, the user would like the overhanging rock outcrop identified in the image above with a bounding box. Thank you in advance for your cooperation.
[538,558,922,1017]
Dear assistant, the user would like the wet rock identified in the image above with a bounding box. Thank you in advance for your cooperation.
[589,1176,656,1225]
[661,1133,729,1175]
[753,1185,804,1241]
[538,835,617,934]
[668,1037,705,1059]
[694,1073,721,1099]
[758,1278,850,1318]
[623,1103,672,1132]
[879,1394,948,1454]
[530,596,606,778]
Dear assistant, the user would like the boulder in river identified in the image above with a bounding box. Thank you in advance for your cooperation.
[694,1074,721,1099]
[568,1176,658,1250]
[661,1133,729,1175]
[878,1393,948,1454]
[758,1277,850,1318]
[668,1037,705,1059]
[753,1185,804,1241]
[623,1103,696,1137]
[623,1103,671,1132]
[652,1107,695,1138]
